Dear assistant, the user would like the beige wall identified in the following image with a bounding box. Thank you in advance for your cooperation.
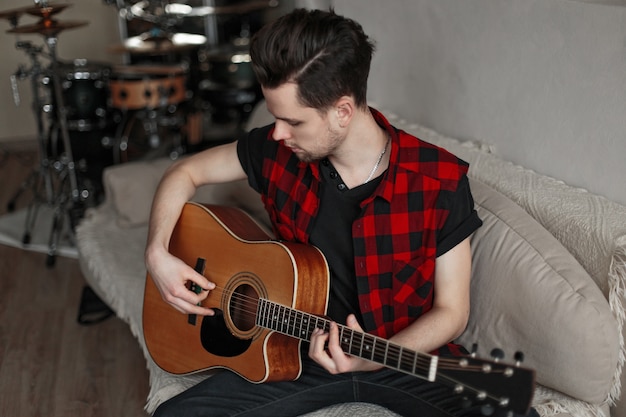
[336,0,626,205]
[0,1,121,142]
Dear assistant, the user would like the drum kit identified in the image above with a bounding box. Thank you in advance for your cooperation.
[1,0,277,266]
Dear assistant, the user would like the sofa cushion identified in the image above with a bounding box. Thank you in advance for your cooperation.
[103,157,174,228]
[102,157,270,230]
[458,178,620,405]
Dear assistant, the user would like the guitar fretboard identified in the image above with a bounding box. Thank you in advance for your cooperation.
[256,298,438,381]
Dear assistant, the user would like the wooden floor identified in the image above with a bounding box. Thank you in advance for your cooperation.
[0,143,150,416]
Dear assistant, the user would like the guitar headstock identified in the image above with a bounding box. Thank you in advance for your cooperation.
[436,348,535,416]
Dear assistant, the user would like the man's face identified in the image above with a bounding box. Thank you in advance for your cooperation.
[262,83,343,162]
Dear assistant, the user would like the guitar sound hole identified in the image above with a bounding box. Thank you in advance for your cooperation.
[200,310,252,357]
[229,283,258,332]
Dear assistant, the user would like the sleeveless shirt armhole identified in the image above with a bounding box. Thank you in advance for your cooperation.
[436,175,483,257]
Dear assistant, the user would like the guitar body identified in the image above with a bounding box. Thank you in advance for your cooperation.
[143,202,330,382]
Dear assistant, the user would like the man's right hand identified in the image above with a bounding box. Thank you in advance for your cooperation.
[145,246,216,316]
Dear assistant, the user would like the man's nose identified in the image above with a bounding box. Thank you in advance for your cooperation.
[272,121,290,142]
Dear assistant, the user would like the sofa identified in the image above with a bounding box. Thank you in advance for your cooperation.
[75,104,626,417]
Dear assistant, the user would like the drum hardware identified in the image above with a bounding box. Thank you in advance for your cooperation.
[109,64,190,163]
[42,59,112,132]
[6,41,56,216]
[111,1,207,54]
[0,2,72,26]
[2,1,95,266]
[113,105,186,163]
[196,39,261,140]
[101,0,276,146]
[179,0,278,17]
[107,30,206,55]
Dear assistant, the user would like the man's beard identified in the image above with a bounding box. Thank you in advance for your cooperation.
[291,126,343,163]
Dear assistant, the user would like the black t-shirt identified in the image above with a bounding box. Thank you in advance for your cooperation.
[237,125,481,325]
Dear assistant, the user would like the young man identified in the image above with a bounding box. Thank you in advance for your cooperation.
[145,8,530,417]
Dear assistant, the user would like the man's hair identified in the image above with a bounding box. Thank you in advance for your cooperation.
[250,8,375,110]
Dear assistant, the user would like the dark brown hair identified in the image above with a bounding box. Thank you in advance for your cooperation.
[250,8,375,110]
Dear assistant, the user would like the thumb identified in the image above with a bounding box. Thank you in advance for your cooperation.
[346,314,364,331]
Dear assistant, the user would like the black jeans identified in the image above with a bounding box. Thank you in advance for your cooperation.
[153,354,539,417]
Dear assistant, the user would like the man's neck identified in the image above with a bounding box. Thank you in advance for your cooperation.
[328,109,390,189]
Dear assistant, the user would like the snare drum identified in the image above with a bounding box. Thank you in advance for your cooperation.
[109,64,188,110]
[43,59,112,131]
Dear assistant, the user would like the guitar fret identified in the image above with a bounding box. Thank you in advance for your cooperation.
[270,302,278,331]
[303,313,312,339]
[282,305,289,333]
[400,349,416,373]
[280,306,289,334]
[287,306,297,337]
[254,299,260,326]
[387,344,400,369]
[339,327,348,352]
[256,299,264,327]
[279,305,287,333]
[256,299,435,381]
[373,338,387,365]
[362,334,375,361]
[255,299,439,383]
[296,310,304,338]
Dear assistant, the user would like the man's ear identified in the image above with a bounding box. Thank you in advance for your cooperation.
[334,96,355,128]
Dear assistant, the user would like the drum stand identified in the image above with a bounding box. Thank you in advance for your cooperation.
[42,34,89,266]
[7,41,55,239]
[7,36,87,267]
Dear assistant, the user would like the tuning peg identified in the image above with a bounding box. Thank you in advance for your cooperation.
[470,343,478,357]
[514,351,525,366]
[490,348,505,362]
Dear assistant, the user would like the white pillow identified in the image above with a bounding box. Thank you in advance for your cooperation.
[458,178,619,404]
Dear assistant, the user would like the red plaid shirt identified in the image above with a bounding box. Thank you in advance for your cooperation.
[249,109,475,356]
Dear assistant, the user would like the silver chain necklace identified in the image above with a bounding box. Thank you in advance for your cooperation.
[363,133,390,184]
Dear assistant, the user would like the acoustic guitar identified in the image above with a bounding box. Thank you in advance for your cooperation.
[143,202,535,415]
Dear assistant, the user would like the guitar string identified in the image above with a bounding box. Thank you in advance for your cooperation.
[189,283,485,373]
[201,285,497,370]
[214,285,515,406]
[192,284,437,372]
[183,283,517,408]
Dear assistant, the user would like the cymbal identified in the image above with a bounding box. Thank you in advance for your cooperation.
[173,0,278,17]
[24,3,72,19]
[0,3,71,21]
[7,19,88,37]
[108,33,206,55]
[0,6,29,21]
[129,0,277,19]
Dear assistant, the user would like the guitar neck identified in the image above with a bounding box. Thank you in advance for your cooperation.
[256,298,438,382]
